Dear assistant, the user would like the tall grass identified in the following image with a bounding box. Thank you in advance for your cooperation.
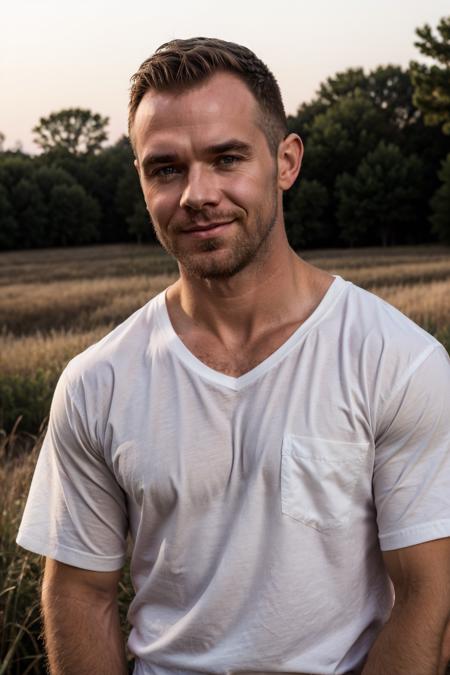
[0,274,173,336]
[0,428,134,674]
[0,426,46,675]
[0,244,178,286]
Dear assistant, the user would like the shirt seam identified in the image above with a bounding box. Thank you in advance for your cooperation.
[379,518,450,541]
[376,343,442,433]
[16,531,126,562]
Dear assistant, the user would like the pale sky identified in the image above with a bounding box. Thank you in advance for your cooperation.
[1,0,448,153]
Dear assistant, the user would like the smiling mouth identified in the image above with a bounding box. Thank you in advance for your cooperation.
[181,220,235,237]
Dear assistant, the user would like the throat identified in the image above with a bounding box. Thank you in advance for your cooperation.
[166,264,336,378]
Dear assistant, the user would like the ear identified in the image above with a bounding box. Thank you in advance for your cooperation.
[277,133,303,190]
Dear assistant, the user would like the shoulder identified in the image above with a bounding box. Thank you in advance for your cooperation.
[336,277,442,369]
[63,289,167,399]
[330,278,449,433]
[48,290,169,449]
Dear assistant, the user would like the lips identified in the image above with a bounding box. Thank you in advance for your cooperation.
[182,220,234,233]
[178,220,236,238]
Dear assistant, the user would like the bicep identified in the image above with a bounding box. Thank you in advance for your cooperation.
[41,558,127,675]
[374,345,450,551]
[383,538,450,605]
[42,558,122,601]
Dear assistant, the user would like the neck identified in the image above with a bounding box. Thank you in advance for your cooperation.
[166,226,326,346]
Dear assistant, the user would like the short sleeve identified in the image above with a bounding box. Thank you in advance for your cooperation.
[374,344,450,551]
[16,368,128,571]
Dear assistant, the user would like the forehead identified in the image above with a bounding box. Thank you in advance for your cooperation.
[132,72,264,158]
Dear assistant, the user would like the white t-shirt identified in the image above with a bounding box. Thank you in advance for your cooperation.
[17,275,450,675]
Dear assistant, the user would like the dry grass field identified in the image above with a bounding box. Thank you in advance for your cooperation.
[1,243,450,674]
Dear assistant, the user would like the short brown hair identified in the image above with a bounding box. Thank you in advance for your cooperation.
[128,37,287,156]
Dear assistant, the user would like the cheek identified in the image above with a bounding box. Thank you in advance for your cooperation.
[144,188,180,226]
[224,171,274,209]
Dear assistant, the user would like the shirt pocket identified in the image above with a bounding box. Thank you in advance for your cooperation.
[281,434,369,531]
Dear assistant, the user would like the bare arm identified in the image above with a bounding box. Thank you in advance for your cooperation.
[41,558,128,675]
[362,538,450,675]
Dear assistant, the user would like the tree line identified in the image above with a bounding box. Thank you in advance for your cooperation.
[0,16,449,251]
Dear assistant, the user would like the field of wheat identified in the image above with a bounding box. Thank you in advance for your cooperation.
[1,243,450,674]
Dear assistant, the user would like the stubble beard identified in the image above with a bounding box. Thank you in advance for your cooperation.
[151,190,279,281]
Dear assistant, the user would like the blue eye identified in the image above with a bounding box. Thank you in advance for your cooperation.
[219,155,239,166]
[158,166,177,175]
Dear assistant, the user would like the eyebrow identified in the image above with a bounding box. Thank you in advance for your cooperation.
[141,139,252,172]
[206,139,252,155]
[141,153,178,172]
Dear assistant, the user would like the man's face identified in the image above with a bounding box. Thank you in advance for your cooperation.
[133,72,282,280]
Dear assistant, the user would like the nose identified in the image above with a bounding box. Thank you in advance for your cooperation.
[179,164,220,211]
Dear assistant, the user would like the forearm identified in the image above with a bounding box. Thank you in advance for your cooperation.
[362,595,449,675]
[42,587,127,675]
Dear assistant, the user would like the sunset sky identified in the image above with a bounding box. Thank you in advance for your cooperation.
[2,0,449,153]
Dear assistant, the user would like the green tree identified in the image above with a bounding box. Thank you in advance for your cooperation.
[39,136,132,243]
[115,146,156,245]
[292,94,388,245]
[88,137,136,242]
[410,16,450,134]
[304,94,387,187]
[33,164,76,199]
[48,184,100,245]
[0,184,18,248]
[0,157,36,249]
[336,142,422,247]
[286,64,450,246]
[285,180,329,249]
[430,153,450,243]
[10,177,48,248]
[316,65,419,129]
[127,200,150,244]
[288,65,418,145]
[0,156,102,248]
[0,156,34,191]
[33,108,109,155]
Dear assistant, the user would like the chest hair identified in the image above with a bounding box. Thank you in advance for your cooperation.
[180,322,302,378]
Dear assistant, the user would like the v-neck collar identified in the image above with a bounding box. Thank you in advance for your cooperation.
[155,275,347,391]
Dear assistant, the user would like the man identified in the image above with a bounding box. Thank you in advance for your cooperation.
[17,38,450,675]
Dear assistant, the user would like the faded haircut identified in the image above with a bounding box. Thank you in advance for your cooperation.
[128,37,287,157]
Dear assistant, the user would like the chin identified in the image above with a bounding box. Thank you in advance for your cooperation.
[179,248,257,280]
